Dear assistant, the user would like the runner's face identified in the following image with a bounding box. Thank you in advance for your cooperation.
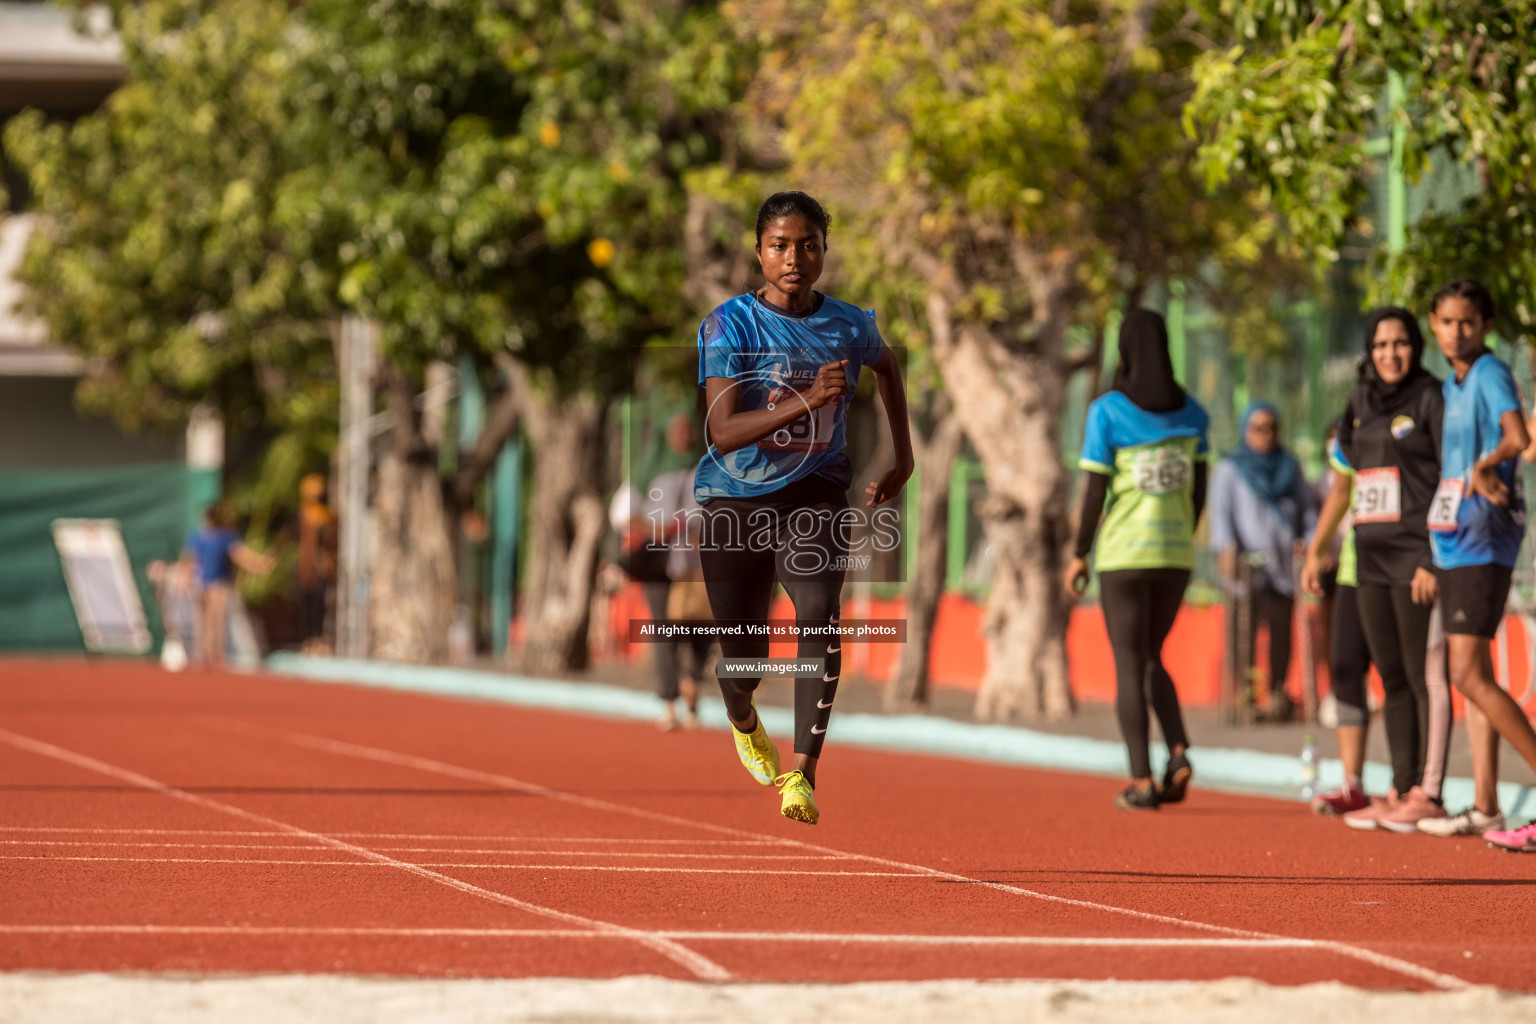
[1430,296,1490,363]
[1246,412,1278,454]
[756,215,825,303]
[1370,317,1413,385]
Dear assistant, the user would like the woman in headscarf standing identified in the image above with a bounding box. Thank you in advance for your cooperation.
[1301,308,1448,831]
[1066,309,1211,810]
[1210,400,1318,721]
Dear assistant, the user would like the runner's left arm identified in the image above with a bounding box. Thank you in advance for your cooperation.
[863,347,914,507]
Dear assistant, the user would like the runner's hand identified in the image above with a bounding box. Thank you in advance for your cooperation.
[1410,567,1438,606]
[1063,556,1089,600]
[1299,551,1326,598]
[864,462,913,507]
[1471,460,1510,506]
[803,360,849,410]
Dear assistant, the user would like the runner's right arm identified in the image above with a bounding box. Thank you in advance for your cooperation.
[703,361,848,453]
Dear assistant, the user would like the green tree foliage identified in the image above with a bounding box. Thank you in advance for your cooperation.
[8,0,752,665]
[5,1,333,439]
[1190,1,1536,334]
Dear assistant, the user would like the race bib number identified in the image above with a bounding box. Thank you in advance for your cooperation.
[1130,446,1192,495]
[1353,467,1401,524]
[757,386,835,453]
[1427,478,1464,533]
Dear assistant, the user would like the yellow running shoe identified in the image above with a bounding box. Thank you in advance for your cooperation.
[775,770,818,825]
[731,706,779,785]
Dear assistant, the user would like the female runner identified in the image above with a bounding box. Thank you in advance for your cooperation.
[1300,430,1374,816]
[694,191,913,825]
[1414,279,1536,851]
[1065,309,1210,810]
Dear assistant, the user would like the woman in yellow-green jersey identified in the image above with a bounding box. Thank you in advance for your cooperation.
[1065,310,1211,811]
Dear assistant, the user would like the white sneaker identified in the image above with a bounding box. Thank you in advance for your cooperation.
[1417,808,1504,837]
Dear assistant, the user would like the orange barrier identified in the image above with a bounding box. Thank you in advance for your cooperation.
[598,583,1536,715]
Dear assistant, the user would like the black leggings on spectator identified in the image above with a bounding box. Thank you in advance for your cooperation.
[1099,568,1191,780]
[1230,580,1295,706]
[1356,583,1440,798]
[1330,585,1372,729]
[698,477,847,759]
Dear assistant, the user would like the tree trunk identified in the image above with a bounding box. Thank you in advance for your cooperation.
[518,378,608,675]
[885,403,963,709]
[924,258,1079,721]
[369,367,456,664]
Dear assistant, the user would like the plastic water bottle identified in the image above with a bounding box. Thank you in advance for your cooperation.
[1299,734,1319,801]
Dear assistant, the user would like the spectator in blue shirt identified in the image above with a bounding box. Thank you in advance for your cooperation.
[183,502,274,669]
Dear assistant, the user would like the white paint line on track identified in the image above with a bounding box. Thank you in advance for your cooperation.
[229,721,1471,992]
[0,727,730,982]
[3,840,846,859]
[0,827,776,844]
[0,924,1321,948]
[0,854,918,876]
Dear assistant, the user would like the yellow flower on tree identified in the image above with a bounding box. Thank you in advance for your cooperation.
[539,122,560,147]
[587,237,614,268]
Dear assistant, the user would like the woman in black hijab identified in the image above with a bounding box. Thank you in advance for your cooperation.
[1066,310,1212,810]
[1301,307,1450,833]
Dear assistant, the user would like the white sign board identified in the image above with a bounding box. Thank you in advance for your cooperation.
[51,518,152,654]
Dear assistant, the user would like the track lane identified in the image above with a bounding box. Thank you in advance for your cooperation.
[3,659,1533,989]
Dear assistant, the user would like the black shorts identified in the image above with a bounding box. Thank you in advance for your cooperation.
[1436,564,1514,638]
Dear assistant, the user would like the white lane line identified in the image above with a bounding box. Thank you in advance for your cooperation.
[0,924,1320,948]
[235,722,1470,992]
[0,854,916,876]
[0,827,776,845]
[3,840,845,859]
[0,728,729,982]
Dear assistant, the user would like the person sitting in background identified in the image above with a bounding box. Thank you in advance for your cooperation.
[1210,400,1318,721]
[184,502,275,669]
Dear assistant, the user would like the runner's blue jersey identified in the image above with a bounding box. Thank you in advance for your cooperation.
[1432,351,1526,569]
[694,293,885,502]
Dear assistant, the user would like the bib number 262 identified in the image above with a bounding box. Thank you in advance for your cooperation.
[1132,448,1192,495]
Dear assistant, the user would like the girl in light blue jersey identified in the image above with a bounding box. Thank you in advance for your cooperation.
[1419,279,1536,852]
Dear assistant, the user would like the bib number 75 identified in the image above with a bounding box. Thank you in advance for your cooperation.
[1427,477,1464,533]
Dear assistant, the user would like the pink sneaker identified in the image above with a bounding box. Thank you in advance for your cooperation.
[1311,784,1370,817]
[1378,786,1448,835]
[1343,790,1400,832]
[1484,821,1536,853]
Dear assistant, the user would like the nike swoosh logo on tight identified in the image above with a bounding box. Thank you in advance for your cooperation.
[817,699,834,708]
[827,645,840,654]
[811,725,827,734]
[823,672,838,682]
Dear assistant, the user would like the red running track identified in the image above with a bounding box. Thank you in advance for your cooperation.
[1,658,1533,990]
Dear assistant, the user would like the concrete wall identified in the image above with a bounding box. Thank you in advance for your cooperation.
[0,375,183,470]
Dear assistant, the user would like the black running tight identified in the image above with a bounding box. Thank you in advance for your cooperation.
[698,476,847,758]
[1356,583,1447,798]
[1098,567,1191,779]
[1330,585,1372,729]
